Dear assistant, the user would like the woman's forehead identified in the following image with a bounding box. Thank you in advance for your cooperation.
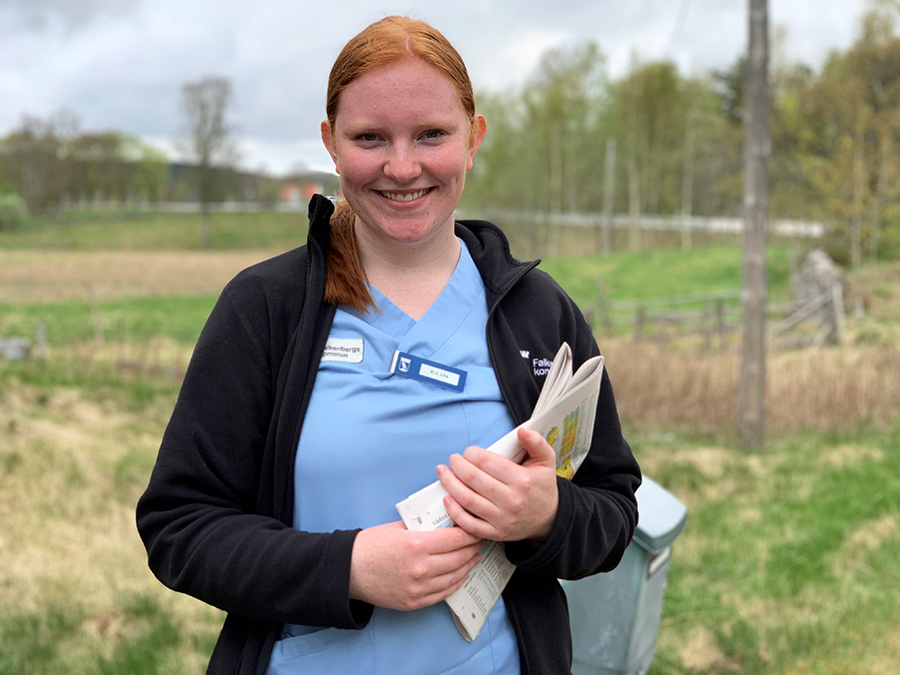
[335,59,467,123]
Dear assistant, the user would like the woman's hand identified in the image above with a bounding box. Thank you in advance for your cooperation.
[348,521,483,611]
[437,428,559,545]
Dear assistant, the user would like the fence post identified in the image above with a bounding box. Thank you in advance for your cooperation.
[595,278,609,336]
[36,320,47,359]
[634,307,645,342]
[831,282,846,346]
[716,299,726,348]
[669,293,679,335]
[703,300,712,352]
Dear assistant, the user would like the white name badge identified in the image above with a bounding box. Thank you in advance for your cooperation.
[389,350,467,392]
[321,337,364,364]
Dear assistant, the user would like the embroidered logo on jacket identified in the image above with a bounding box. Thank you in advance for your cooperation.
[533,357,553,376]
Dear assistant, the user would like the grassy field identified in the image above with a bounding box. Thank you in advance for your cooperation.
[0,211,898,673]
[0,363,221,673]
[641,426,900,674]
[0,211,308,251]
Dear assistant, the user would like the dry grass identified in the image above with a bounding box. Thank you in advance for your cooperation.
[0,363,222,671]
[0,250,280,304]
[602,339,900,435]
[1,246,897,671]
[845,262,900,324]
[0,337,897,671]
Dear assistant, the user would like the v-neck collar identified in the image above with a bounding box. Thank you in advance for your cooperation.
[355,240,484,360]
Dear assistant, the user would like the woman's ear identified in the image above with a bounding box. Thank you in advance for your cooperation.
[467,115,487,171]
[321,120,339,174]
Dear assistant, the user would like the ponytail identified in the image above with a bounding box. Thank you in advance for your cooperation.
[324,202,374,313]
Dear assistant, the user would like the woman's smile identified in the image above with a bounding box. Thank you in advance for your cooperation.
[377,187,434,204]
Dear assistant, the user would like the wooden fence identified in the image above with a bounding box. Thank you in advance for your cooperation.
[586,281,845,350]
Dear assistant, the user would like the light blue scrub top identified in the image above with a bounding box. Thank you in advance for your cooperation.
[266,241,522,675]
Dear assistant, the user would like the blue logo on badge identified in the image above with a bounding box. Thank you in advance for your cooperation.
[399,357,411,372]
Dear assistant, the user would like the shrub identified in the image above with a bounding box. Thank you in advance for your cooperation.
[0,193,29,230]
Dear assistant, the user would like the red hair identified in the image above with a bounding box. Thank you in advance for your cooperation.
[323,16,477,312]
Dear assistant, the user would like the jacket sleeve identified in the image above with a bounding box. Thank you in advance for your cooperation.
[505,295,641,580]
[135,271,373,629]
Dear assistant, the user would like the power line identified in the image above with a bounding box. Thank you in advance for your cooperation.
[667,0,693,57]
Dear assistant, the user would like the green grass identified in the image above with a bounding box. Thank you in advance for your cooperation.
[0,295,217,347]
[0,359,217,674]
[2,350,896,674]
[0,211,308,251]
[0,353,182,412]
[0,605,81,674]
[0,224,791,354]
[0,244,794,351]
[1,211,897,673]
[95,594,182,675]
[639,426,900,674]
[0,595,184,675]
[539,244,792,307]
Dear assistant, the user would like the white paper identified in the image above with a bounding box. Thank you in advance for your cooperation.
[395,342,605,641]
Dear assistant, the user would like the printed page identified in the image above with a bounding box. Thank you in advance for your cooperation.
[446,541,516,642]
[395,342,605,641]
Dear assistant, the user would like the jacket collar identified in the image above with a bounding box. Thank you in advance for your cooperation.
[305,194,538,308]
[455,219,538,309]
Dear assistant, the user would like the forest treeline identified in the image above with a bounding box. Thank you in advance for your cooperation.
[0,119,299,218]
[461,4,900,266]
[1,4,899,265]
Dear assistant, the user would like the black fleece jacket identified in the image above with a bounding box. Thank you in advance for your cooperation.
[136,194,641,674]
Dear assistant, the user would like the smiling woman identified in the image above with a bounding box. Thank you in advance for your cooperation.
[321,57,486,320]
[136,15,640,675]
[320,16,486,317]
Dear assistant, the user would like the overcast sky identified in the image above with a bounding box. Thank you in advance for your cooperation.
[0,0,870,175]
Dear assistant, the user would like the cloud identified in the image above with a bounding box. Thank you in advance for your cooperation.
[469,29,572,91]
[0,0,873,174]
[3,0,142,32]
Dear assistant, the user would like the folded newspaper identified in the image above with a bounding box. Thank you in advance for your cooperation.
[395,342,605,642]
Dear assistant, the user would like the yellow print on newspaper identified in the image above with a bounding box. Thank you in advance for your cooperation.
[555,408,580,479]
[545,426,559,448]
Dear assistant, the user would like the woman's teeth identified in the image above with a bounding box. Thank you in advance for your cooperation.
[380,189,429,202]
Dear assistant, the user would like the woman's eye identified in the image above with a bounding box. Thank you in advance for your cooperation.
[423,129,445,140]
[356,133,379,142]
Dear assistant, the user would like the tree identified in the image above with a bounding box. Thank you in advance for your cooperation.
[0,192,28,230]
[1,114,168,214]
[68,132,168,205]
[615,61,687,224]
[461,44,611,256]
[738,0,770,451]
[797,2,900,265]
[0,111,79,214]
[178,77,237,249]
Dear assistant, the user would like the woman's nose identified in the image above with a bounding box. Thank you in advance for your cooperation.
[383,145,422,183]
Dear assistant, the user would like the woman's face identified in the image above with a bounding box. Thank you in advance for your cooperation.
[322,58,486,253]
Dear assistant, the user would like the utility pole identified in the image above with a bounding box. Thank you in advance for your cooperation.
[601,137,616,255]
[738,0,769,450]
[681,123,694,252]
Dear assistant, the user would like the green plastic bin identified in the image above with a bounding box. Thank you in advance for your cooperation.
[562,476,687,675]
